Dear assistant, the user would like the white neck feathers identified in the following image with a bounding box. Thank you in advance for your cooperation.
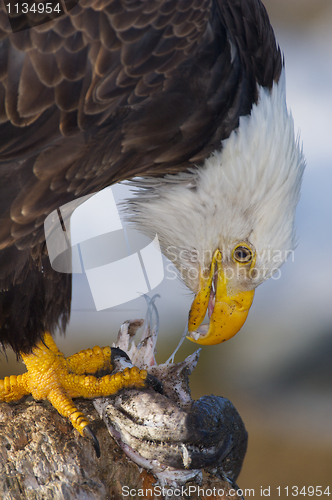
[125,70,305,288]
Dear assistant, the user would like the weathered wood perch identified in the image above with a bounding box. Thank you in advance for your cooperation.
[0,399,242,500]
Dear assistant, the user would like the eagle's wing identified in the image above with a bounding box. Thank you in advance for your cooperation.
[0,0,281,252]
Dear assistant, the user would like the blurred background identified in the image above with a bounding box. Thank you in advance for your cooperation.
[1,0,331,493]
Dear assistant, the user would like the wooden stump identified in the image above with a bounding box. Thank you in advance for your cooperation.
[0,399,242,500]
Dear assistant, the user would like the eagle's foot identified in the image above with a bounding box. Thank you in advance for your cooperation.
[0,332,150,456]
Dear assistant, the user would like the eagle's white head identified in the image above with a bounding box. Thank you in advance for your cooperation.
[127,71,305,345]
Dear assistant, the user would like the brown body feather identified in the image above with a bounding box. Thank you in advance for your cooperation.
[0,0,282,353]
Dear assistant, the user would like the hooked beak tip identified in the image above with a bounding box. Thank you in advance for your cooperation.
[188,290,255,346]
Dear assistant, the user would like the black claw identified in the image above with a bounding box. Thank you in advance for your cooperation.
[145,373,163,394]
[110,347,131,364]
[83,425,101,458]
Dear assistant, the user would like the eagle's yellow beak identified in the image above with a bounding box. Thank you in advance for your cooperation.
[187,250,255,345]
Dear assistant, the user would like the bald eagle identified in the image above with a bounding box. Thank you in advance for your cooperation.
[0,0,304,449]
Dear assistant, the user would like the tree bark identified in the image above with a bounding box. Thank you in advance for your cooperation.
[0,398,241,500]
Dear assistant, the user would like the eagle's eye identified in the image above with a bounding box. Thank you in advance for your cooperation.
[232,245,253,264]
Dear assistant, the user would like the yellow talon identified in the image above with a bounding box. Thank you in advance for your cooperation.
[0,332,149,441]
